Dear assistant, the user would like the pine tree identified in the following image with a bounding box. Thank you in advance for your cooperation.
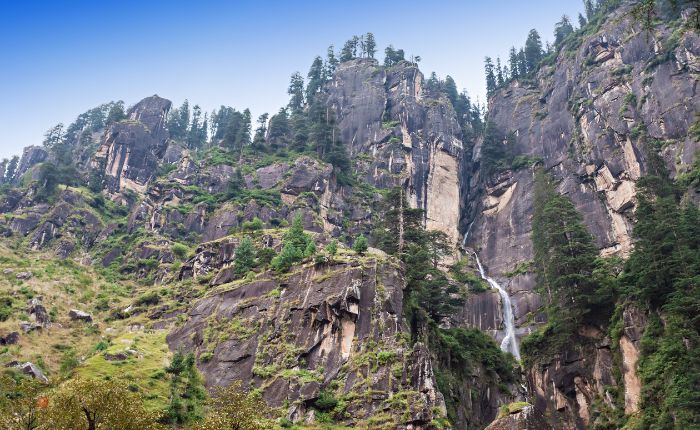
[106,101,126,124]
[365,32,376,58]
[554,15,574,46]
[578,12,587,28]
[517,48,528,76]
[326,45,339,76]
[252,113,269,147]
[531,169,597,339]
[484,57,497,96]
[340,39,354,62]
[287,72,305,113]
[234,236,256,276]
[524,29,543,72]
[495,57,504,86]
[443,76,459,107]
[508,47,520,79]
[584,0,595,20]
[306,56,325,103]
[352,234,368,254]
[267,108,290,147]
[5,155,19,182]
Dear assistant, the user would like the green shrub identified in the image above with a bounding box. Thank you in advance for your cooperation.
[241,217,264,231]
[352,234,368,255]
[171,243,189,259]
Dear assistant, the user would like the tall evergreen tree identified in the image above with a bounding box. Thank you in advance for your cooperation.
[252,113,269,147]
[267,108,290,147]
[365,32,376,58]
[578,12,587,28]
[484,57,497,96]
[326,45,339,76]
[5,156,18,183]
[339,39,354,62]
[554,15,575,46]
[443,75,459,107]
[508,47,520,79]
[524,29,543,72]
[531,169,598,339]
[495,58,504,86]
[306,56,325,103]
[517,48,528,76]
[287,72,305,113]
[584,0,595,20]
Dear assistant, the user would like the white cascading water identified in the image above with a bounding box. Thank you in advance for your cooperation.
[473,253,521,360]
[462,225,521,361]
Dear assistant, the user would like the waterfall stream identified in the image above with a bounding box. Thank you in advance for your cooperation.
[473,252,521,360]
[462,225,521,360]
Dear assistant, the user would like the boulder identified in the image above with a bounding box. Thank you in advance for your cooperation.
[15,271,32,280]
[28,298,50,326]
[0,332,19,345]
[68,309,93,323]
[19,322,42,333]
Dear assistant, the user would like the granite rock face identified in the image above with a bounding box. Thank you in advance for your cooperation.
[92,95,172,194]
[168,246,445,428]
[327,59,463,245]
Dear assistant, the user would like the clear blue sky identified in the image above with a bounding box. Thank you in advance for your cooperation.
[0,0,583,160]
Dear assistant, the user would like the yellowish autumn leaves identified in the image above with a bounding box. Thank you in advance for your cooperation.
[0,376,269,430]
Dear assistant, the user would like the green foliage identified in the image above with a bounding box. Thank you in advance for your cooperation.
[352,234,368,254]
[526,168,600,363]
[615,146,700,428]
[326,240,338,257]
[270,216,313,273]
[233,237,256,277]
[171,243,189,259]
[164,352,206,425]
[241,217,264,231]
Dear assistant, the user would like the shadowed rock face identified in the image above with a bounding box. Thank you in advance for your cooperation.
[92,95,172,193]
[168,249,445,428]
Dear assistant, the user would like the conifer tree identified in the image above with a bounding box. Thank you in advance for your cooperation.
[524,29,543,72]
[578,12,587,28]
[443,75,459,107]
[484,57,497,96]
[554,15,574,45]
[326,45,339,75]
[234,236,256,276]
[267,108,290,147]
[531,169,597,338]
[339,39,354,62]
[508,47,520,79]
[306,56,325,102]
[5,156,18,183]
[517,48,528,76]
[252,113,269,147]
[495,58,504,86]
[365,32,376,58]
[287,72,305,113]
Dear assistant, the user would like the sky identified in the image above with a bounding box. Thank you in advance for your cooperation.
[0,0,584,160]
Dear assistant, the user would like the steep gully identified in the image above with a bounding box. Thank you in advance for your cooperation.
[462,221,521,361]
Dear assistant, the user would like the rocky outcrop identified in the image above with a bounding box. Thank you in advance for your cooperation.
[69,309,93,323]
[327,59,463,245]
[485,405,552,430]
[92,95,171,194]
[13,146,48,182]
[462,8,700,428]
[619,306,646,414]
[168,245,445,428]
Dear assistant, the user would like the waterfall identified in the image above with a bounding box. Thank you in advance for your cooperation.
[473,252,521,361]
[461,220,475,248]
